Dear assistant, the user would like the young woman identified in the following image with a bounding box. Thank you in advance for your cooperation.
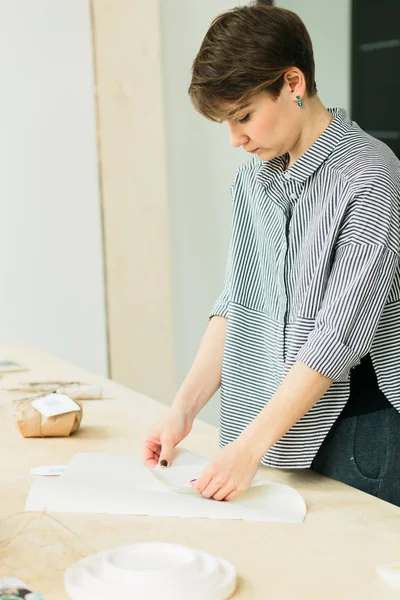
[142,1,400,506]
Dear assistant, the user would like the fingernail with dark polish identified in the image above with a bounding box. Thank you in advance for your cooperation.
[160,459,168,467]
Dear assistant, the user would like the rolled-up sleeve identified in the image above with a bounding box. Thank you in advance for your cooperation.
[297,174,400,381]
[297,243,399,380]
[209,171,240,320]
[209,241,232,319]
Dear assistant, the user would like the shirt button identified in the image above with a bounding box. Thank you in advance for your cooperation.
[283,172,291,179]
[290,193,296,200]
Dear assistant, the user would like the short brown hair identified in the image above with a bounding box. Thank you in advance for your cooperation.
[188,1,317,122]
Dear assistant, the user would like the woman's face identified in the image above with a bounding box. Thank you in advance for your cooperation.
[225,85,305,160]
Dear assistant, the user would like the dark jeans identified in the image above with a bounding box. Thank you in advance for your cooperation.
[311,407,400,508]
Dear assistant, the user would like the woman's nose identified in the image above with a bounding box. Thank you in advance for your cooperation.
[227,122,249,148]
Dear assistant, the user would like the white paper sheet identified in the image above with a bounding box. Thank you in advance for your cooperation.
[30,464,67,476]
[31,393,81,417]
[25,448,307,523]
[376,562,400,589]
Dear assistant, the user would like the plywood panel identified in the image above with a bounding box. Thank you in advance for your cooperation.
[91,0,176,403]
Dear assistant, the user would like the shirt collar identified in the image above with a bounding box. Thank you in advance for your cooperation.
[257,108,351,185]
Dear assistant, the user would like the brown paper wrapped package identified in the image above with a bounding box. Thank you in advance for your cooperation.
[13,399,83,437]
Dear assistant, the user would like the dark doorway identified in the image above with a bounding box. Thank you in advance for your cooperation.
[351,0,400,158]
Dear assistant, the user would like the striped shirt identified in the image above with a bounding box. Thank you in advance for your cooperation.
[211,107,400,468]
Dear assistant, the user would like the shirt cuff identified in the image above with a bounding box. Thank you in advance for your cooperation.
[209,299,229,319]
[296,328,361,381]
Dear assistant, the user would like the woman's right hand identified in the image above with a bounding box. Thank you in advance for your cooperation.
[141,405,194,469]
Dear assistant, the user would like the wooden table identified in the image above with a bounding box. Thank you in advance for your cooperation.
[0,341,399,599]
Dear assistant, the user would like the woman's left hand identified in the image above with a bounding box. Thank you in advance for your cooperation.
[191,438,262,501]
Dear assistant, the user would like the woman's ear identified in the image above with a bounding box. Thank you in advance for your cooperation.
[283,68,306,99]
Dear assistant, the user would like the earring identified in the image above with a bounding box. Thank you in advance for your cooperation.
[296,95,303,107]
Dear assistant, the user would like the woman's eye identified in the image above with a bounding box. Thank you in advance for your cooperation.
[238,113,251,124]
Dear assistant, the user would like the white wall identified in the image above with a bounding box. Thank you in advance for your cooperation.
[0,1,108,375]
[160,0,351,426]
[160,0,247,425]
[276,0,351,113]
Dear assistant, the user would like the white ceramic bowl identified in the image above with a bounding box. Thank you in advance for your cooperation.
[65,542,237,600]
[103,542,201,584]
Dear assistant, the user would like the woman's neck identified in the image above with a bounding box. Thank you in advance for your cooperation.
[286,97,334,169]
